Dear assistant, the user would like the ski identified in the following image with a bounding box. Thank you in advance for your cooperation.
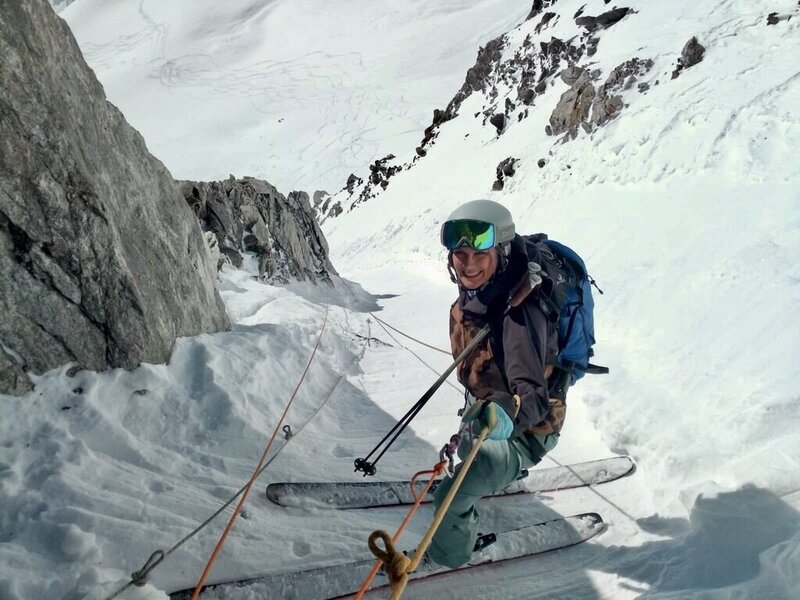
[169,512,605,600]
[267,455,634,509]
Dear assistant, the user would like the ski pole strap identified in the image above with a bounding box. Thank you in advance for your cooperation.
[354,325,490,476]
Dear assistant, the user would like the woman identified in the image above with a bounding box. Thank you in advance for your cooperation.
[427,199,570,569]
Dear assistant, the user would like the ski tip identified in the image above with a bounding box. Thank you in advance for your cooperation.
[608,455,637,479]
[265,485,286,507]
[576,512,605,527]
[571,512,607,540]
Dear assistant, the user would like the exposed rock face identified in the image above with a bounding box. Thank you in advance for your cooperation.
[672,37,706,79]
[766,12,794,25]
[548,69,597,137]
[575,7,631,32]
[549,57,653,139]
[345,174,363,194]
[681,37,706,68]
[181,178,337,283]
[367,154,400,190]
[591,57,654,127]
[489,112,507,135]
[326,154,404,217]
[421,35,508,149]
[493,157,519,191]
[525,0,559,21]
[0,0,229,395]
[312,190,330,212]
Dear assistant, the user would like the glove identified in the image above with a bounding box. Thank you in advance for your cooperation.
[461,396,516,441]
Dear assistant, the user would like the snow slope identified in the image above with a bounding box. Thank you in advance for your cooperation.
[60,0,528,193]
[2,1,800,599]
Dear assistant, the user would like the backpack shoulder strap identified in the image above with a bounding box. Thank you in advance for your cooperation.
[508,271,533,307]
[507,234,547,307]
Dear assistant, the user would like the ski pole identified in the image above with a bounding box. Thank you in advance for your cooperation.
[354,325,490,476]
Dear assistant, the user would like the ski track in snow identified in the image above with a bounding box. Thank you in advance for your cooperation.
[61,0,529,192]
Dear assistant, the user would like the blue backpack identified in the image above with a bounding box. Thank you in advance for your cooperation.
[525,234,608,384]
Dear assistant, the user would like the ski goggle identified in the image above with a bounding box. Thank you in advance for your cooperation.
[440,219,496,251]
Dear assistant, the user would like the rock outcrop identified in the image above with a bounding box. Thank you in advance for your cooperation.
[766,11,794,25]
[575,7,631,32]
[0,0,230,395]
[548,68,598,137]
[181,178,337,283]
[493,157,519,191]
[548,57,653,140]
[323,1,651,213]
[671,37,706,79]
[525,0,559,22]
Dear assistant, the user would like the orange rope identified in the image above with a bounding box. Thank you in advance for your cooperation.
[189,304,330,599]
[352,461,447,600]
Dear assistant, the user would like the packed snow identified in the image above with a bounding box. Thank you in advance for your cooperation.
[2,1,800,599]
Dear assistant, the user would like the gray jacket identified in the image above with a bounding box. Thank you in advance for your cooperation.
[449,236,562,438]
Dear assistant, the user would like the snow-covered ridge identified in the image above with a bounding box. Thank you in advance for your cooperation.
[326,1,800,217]
[327,0,800,503]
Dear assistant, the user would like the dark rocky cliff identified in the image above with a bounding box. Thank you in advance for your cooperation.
[181,177,337,283]
[0,0,230,395]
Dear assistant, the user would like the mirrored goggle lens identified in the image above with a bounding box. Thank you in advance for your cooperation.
[441,220,496,250]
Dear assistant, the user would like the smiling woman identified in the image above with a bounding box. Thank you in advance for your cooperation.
[440,199,517,290]
[450,248,498,290]
[424,198,584,570]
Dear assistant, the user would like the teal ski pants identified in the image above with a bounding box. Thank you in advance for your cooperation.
[427,433,555,569]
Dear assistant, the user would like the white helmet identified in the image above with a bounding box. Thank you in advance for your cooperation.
[440,199,515,250]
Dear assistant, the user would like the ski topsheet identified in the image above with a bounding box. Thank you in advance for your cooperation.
[267,455,634,509]
[170,512,605,600]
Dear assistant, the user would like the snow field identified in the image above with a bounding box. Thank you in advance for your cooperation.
[61,0,529,192]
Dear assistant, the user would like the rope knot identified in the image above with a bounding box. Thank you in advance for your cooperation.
[368,530,411,587]
[131,549,164,587]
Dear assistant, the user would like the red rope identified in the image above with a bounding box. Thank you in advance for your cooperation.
[189,304,330,599]
[352,461,447,599]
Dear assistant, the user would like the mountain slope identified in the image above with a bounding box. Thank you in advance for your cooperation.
[323,1,800,595]
[326,0,800,507]
[1,2,798,599]
[61,0,529,192]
